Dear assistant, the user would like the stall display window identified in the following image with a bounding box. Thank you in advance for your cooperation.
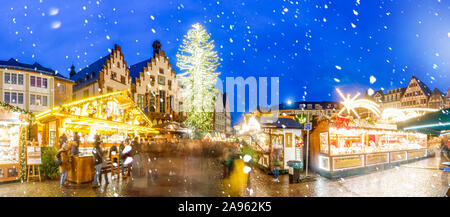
[0,125,21,165]
[329,128,365,155]
[319,132,329,154]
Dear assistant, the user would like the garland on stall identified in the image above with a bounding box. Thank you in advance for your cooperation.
[0,101,32,115]
[19,126,28,181]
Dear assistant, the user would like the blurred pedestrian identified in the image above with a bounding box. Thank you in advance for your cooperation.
[100,143,109,185]
[92,135,103,187]
[271,149,281,182]
[57,143,71,188]
[70,132,80,156]
[440,137,450,169]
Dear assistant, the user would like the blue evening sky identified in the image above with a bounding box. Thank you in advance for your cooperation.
[0,0,449,125]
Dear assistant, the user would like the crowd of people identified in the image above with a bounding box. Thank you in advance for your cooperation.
[55,133,153,188]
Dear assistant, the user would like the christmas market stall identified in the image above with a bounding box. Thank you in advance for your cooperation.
[34,89,158,183]
[235,111,304,172]
[310,116,428,179]
[0,102,31,182]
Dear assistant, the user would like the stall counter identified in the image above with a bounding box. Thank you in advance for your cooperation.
[68,156,94,184]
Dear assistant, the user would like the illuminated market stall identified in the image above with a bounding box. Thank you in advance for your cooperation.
[35,89,158,183]
[310,117,428,178]
[0,102,31,182]
[235,111,304,172]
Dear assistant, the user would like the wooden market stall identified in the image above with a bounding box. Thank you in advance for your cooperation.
[310,118,428,178]
[236,112,304,172]
[35,89,158,183]
[0,102,31,182]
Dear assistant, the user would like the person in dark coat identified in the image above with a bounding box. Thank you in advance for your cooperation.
[92,135,104,187]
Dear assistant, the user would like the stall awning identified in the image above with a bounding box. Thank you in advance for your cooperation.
[397,107,450,136]
[35,89,159,134]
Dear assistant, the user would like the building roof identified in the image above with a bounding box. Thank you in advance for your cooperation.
[128,59,150,82]
[431,88,445,98]
[412,76,432,97]
[71,55,109,89]
[0,58,73,82]
[261,118,303,129]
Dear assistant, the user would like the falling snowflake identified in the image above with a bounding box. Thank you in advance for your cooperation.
[49,7,59,16]
[51,21,61,29]
[335,65,342,70]
[369,75,376,84]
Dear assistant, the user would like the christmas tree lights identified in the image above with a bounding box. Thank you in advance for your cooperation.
[176,23,220,131]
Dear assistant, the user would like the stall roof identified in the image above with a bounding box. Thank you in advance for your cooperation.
[397,107,450,136]
[35,89,158,134]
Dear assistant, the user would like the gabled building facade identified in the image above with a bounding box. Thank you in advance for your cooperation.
[428,88,446,110]
[400,76,432,108]
[71,44,132,100]
[129,41,184,125]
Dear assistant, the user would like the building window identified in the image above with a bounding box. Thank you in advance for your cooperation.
[4,73,10,84]
[160,90,166,113]
[138,94,145,109]
[36,95,41,106]
[18,93,23,104]
[149,94,155,112]
[170,96,174,111]
[111,72,117,80]
[42,96,48,106]
[58,84,66,93]
[11,73,17,84]
[121,76,126,84]
[150,76,155,86]
[43,78,48,88]
[159,68,164,74]
[30,94,36,105]
[4,92,10,103]
[158,75,165,85]
[36,77,42,87]
[18,74,23,85]
[10,92,17,104]
[168,80,172,90]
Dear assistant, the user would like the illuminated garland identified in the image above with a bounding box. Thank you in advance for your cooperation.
[0,101,32,116]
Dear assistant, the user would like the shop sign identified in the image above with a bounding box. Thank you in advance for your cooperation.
[304,123,312,131]
[333,155,363,170]
[407,149,426,160]
[366,153,388,166]
[27,147,41,165]
[390,151,407,162]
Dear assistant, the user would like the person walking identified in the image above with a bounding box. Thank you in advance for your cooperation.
[57,143,71,188]
[92,135,103,187]
[271,149,281,182]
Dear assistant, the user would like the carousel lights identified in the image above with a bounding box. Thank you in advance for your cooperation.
[381,108,438,122]
[336,88,381,118]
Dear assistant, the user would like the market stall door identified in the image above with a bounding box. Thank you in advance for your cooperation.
[284,133,295,170]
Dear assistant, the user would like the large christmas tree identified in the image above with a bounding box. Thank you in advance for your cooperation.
[176,23,220,131]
